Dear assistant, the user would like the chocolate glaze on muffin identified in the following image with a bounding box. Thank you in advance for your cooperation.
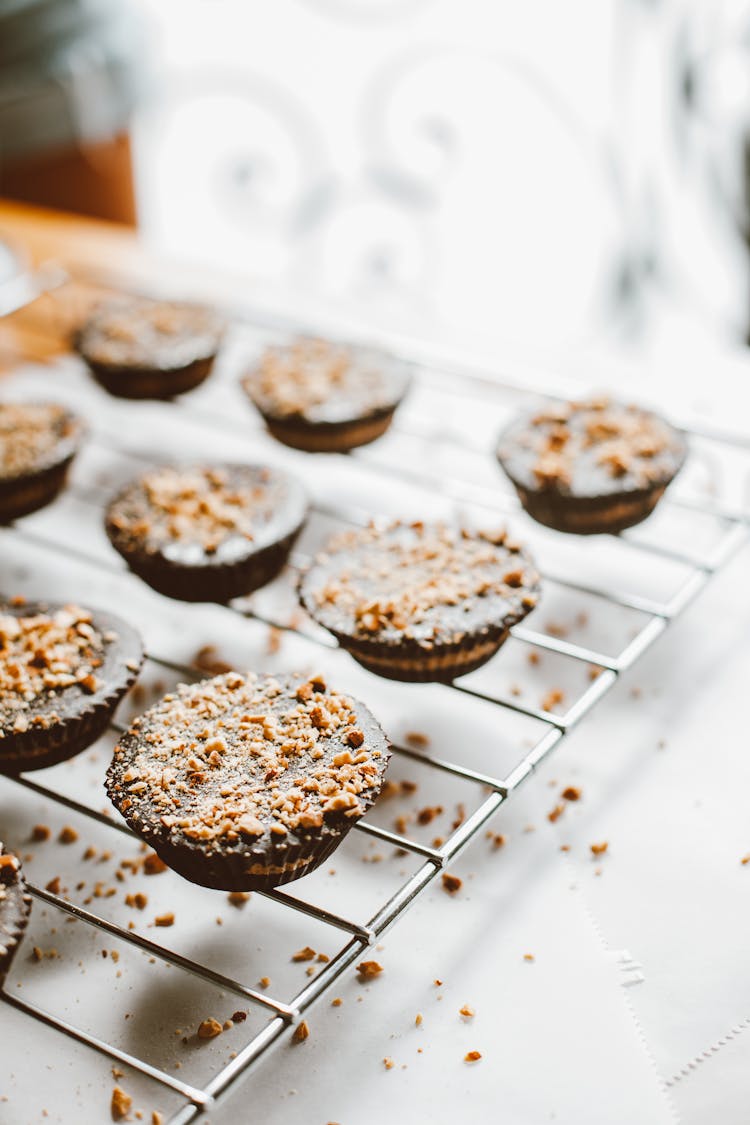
[299,522,541,683]
[241,337,412,452]
[106,670,391,891]
[76,297,224,399]
[496,397,687,535]
[105,463,308,603]
[0,600,143,774]
[0,401,84,522]
[0,846,31,986]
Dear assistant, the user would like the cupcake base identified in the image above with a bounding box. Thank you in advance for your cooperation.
[86,356,216,400]
[0,456,76,523]
[263,408,397,453]
[513,484,667,535]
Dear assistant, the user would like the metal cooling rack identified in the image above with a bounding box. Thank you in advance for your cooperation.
[1,264,749,1123]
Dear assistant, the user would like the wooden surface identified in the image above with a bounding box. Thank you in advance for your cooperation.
[0,199,144,370]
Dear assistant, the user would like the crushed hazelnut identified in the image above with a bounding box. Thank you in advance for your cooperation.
[357,960,383,981]
[292,1020,310,1043]
[197,1018,223,1040]
[441,873,462,894]
[590,842,608,856]
[111,1086,132,1120]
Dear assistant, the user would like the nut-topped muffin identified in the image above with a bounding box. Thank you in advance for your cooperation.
[0,401,84,522]
[0,600,143,774]
[241,337,411,452]
[105,463,308,603]
[299,522,541,682]
[106,671,391,891]
[0,846,31,986]
[76,297,224,399]
[496,397,687,534]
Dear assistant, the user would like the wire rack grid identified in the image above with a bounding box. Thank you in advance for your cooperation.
[1,263,749,1124]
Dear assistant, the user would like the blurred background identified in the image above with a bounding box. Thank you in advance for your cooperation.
[4,0,750,365]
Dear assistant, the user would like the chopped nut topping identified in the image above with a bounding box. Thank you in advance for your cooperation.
[459,1005,475,1019]
[243,337,408,421]
[109,672,386,845]
[464,1051,482,1063]
[107,465,289,555]
[547,805,564,824]
[154,912,174,927]
[500,397,684,494]
[292,1020,310,1043]
[0,606,110,733]
[590,841,609,856]
[301,522,540,646]
[0,402,81,480]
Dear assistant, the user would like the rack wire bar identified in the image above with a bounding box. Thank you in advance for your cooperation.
[1,265,749,1123]
[1,990,210,1106]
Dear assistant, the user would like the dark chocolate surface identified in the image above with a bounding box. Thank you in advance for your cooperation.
[496,398,687,501]
[242,337,411,426]
[76,298,224,374]
[299,522,541,656]
[107,671,391,889]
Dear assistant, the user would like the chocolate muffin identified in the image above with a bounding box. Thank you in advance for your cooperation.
[105,463,308,603]
[496,397,687,535]
[241,337,411,452]
[75,297,224,399]
[0,847,31,986]
[0,401,84,522]
[0,600,143,774]
[106,670,391,891]
[298,522,541,683]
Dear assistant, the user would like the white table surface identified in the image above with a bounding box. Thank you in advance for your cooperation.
[1,311,749,1125]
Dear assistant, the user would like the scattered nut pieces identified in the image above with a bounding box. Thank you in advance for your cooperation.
[441,873,462,895]
[143,853,167,875]
[111,1086,132,1120]
[227,891,250,908]
[741,855,750,866]
[331,997,343,1007]
[590,842,609,856]
[292,946,316,962]
[561,786,581,802]
[405,731,430,749]
[383,1057,395,1070]
[523,953,535,962]
[547,805,564,823]
[415,1013,423,1027]
[464,1051,482,1063]
[31,824,51,842]
[154,912,174,927]
[459,1005,475,1019]
[292,1020,310,1043]
[125,892,148,910]
[541,689,564,713]
[197,1018,223,1040]
[58,826,78,845]
[357,960,383,981]
[45,876,61,895]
